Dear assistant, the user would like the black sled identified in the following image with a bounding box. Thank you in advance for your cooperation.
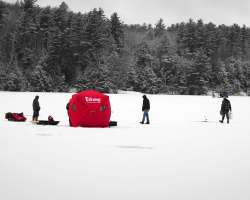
[109,121,117,127]
[36,120,60,125]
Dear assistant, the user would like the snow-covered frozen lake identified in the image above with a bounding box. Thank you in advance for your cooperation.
[1,91,250,200]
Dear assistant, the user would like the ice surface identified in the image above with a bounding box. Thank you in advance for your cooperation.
[0,92,250,200]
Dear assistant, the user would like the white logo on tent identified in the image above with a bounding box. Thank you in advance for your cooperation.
[85,97,101,103]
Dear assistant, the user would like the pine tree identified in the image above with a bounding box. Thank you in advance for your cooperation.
[245,64,250,95]
[53,2,68,32]
[0,0,6,31]
[240,25,247,57]
[103,52,127,90]
[195,19,205,49]
[154,18,165,37]
[186,50,211,95]
[29,65,53,91]
[84,8,111,59]
[135,42,153,67]
[182,19,196,53]
[126,65,138,91]
[110,12,124,53]
[228,24,241,57]
[156,36,171,62]
[44,28,63,80]
[217,25,229,59]
[204,22,218,63]
[42,3,71,84]
[38,6,53,51]
[176,22,186,55]
[211,60,230,93]
[64,13,85,84]
[0,61,25,91]
[15,0,39,75]
[0,1,11,63]
[75,63,116,93]
[134,42,161,93]
[159,55,189,94]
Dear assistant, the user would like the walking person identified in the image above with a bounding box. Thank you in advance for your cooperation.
[219,95,232,124]
[32,95,40,122]
[140,95,150,124]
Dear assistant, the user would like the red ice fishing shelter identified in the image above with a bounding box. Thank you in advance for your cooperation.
[68,90,111,127]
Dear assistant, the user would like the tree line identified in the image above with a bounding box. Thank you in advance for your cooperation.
[0,0,250,95]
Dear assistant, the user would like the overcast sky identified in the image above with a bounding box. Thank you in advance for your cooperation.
[4,0,250,26]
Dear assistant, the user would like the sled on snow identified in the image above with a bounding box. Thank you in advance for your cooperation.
[36,120,60,125]
[35,115,59,125]
[5,112,27,122]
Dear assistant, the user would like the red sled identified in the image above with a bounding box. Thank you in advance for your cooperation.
[5,112,27,122]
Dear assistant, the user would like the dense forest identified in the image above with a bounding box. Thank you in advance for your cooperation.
[0,0,250,95]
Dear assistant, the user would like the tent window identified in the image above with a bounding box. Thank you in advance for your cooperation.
[100,105,106,112]
[72,104,76,112]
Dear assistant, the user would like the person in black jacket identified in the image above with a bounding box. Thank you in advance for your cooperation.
[140,95,150,124]
[32,95,40,122]
[219,96,232,124]
[66,102,72,126]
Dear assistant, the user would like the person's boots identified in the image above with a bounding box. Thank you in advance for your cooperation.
[219,120,223,123]
[140,121,144,124]
[227,120,229,124]
[146,121,150,124]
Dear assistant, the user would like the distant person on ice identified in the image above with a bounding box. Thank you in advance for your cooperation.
[219,95,232,124]
[140,95,150,124]
[32,95,40,122]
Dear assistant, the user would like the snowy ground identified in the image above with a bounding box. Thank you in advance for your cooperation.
[0,91,250,200]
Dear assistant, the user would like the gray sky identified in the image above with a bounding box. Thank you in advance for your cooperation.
[5,0,250,26]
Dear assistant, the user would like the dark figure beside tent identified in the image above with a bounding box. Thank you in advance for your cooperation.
[220,96,232,124]
[32,95,40,122]
[140,95,150,124]
[66,102,72,126]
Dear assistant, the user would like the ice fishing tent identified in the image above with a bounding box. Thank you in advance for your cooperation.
[68,90,111,127]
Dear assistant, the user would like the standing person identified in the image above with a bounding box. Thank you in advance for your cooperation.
[219,95,232,124]
[140,95,150,124]
[66,102,72,126]
[66,102,70,113]
[32,95,40,122]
